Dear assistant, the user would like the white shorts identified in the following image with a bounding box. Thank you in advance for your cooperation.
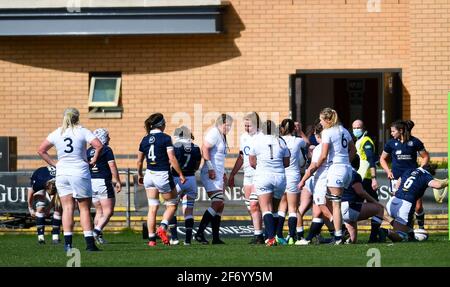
[200,169,224,192]
[91,178,115,203]
[254,174,286,199]
[327,163,352,188]
[386,197,414,226]
[305,176,327,205]
[56,175,92,199]
[144,170,175,193]
[174,175,197,199]
[243,174,254,186]
[285,173,300,193]
[341,201,362,223]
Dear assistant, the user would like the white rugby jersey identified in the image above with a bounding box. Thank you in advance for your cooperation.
[321,125,352,164]
[240,131,259,176]
[249,134,290,175]
[201,127,227,174]
[282,135,307,174]
[46,126,96,178]
[311,143,330,179]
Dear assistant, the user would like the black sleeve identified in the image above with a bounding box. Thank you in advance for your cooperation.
[363,141,377,168]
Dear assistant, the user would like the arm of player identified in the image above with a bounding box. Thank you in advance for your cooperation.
[353,181,380,205]
[88,138,103,166]
[418,149,430,168]
[429,178,448,190]
[298,162,317,190]
[249,155,257,169]
[108,160,122,193]
[168,149,185,184]
[201,141,216,180]
[136,151,145,185]
[37,140,57,167]
[27,187,35,217]
[228,152,243,188]
[379,151,394,180]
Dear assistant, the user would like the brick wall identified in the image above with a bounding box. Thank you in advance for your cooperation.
[0,0,447,172]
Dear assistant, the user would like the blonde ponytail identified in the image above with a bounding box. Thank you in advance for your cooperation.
[61,108,80,135]
[320,107,339,128]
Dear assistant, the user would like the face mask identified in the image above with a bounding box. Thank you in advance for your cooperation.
[353,129,364,138]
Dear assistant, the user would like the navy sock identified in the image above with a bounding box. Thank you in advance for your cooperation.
[276,216,285,238]
[185,218,194,243]
[263,213,275,239]
[84,236,95,248]
[36,217,45,236]
[51,218,61,235]
[169,216,178,240]
[297,230,304,239]
[370,217,382,241]
[64,235,73,246]
[415,212,425,229]
[211,215,221,241]
[306,222,324,241]
[288,217,297,239]
[197,209,214,234]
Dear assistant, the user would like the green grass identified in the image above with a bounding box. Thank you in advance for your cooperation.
[1,231,450,267]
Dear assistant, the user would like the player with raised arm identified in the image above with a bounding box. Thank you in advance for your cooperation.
[275,119,308,245]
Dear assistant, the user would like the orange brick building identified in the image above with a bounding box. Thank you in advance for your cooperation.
[0,0,448,171]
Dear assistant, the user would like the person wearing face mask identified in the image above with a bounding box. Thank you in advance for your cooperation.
[351,119,381,243]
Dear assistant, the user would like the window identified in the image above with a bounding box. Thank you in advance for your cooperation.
[88,76,121,107]
[88,72,123,119]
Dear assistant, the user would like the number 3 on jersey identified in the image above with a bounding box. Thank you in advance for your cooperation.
[148,144,156,163]
[64,137,74,153]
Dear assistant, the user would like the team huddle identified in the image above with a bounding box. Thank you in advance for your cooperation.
[28,107,448,251]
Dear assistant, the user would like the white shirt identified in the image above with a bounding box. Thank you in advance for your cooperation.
[321,125,352,164]
[240,131,259,176]
[311,143,330,180]
[201,127,227,175]
[46,126,96,178]
[282,135,307,174]
[249,134,290,175]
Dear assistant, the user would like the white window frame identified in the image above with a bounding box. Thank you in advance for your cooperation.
[88,76,121,107]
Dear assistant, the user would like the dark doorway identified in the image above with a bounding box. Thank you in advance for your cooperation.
[290,69,402,154]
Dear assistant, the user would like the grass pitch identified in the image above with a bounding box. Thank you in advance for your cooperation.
[1,231,450,267]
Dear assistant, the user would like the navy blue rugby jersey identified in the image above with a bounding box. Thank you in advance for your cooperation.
[342,169,364,203]
[383,136,425,178]
[139,131,173,171]
[171,142,202,177]
[30,166,56,193]
[395,167,433,204]
[87,145,115,181]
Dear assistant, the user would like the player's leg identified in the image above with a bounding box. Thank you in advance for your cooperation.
[286,191,299,244]
[146,187,160,246]
[414,198,425,229]
[94,197,115,244]
[275,193,287,245]
[297,187,312,240]
[244,184,264,244]
[34,195,47,244]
